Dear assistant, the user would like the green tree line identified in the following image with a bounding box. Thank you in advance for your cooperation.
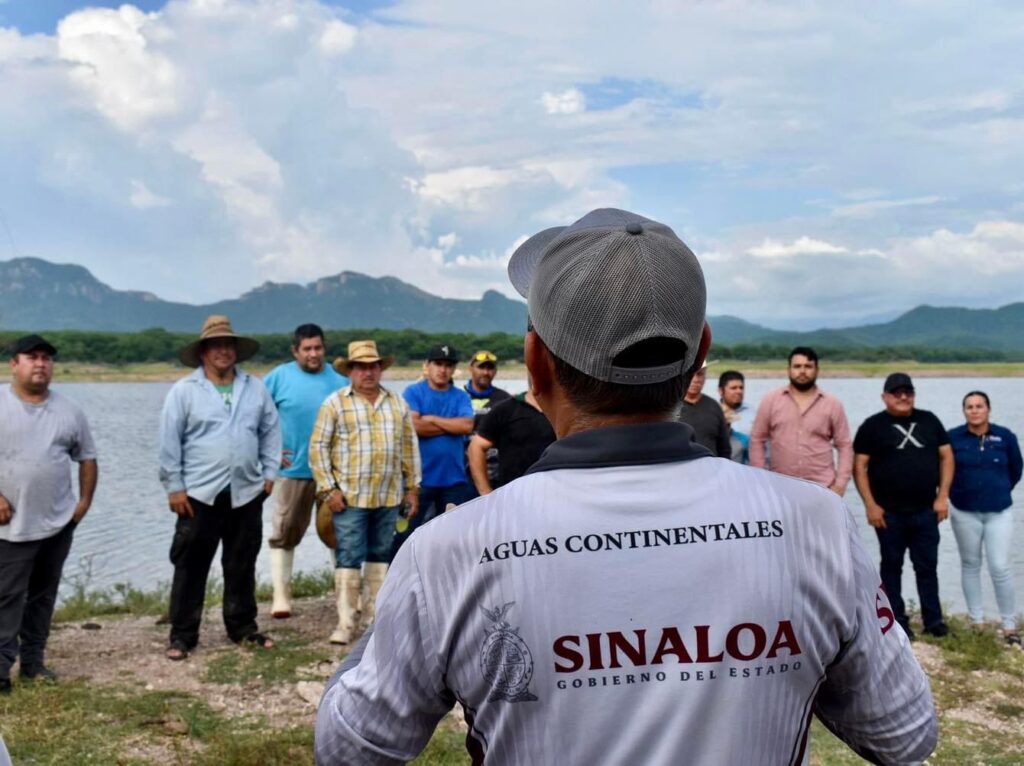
[0,328,1017,365]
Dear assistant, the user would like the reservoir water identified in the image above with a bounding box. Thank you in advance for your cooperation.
[51,375,1024,619]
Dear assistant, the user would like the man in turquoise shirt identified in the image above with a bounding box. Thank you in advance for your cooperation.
[263,324,348,618]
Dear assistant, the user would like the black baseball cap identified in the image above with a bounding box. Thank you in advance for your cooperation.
[426,344,459,363]
[883,372,915,393]
[10,334,57,357]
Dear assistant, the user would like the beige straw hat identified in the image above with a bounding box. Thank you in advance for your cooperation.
[178,315,260,368]
[333,339,395,376]
[316,501,336,549]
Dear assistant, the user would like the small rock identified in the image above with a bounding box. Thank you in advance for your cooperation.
[81,622,102,631]
[296,680,324,706]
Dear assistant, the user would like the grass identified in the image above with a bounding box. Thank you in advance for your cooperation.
[55,567,337,623]
[203,634,333,687]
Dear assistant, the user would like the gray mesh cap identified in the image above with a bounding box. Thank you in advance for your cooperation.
[508,208,706,384]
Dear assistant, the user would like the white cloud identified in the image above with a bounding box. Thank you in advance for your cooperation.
[437,232,458,252]
[129,179,172,209]
[541,88,585,115]
[831,196,943,219]
[319,19,356,56]
[747,236,848,258]
[57,5,180,131]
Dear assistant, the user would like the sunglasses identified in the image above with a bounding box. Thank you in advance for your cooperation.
[472,352,498,364]
[888,389,915,399]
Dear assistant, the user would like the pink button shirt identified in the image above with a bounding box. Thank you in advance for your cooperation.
[749,386,853,490]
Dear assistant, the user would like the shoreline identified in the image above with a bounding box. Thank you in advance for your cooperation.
[47,360,1024,383]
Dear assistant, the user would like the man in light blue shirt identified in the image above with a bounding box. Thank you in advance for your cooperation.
[158,315,281,661]
[262,323,348,619]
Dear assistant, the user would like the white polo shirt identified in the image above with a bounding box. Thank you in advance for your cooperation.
[316,422,936,765]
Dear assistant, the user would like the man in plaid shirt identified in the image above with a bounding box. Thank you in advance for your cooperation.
[309,340,421,645]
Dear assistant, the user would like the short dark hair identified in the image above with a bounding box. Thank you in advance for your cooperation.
[550,337,690,417]
[962,390,991,409]
[788,346,818,365]
[292,323,325,348]
[718,370,744,389]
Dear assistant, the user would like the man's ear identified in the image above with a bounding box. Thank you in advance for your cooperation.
[524,331,554,398]
[688,322,713,375]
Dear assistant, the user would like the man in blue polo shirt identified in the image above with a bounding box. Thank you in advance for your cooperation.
[393,344,474,556]
[263,324,348,618]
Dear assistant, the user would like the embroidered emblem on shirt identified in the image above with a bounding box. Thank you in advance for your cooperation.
[479,602,538,703]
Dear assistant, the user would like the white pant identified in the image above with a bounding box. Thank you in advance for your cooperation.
[950,507,1017,630]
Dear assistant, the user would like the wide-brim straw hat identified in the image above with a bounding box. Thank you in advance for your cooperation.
[333,339,395,376]
[179,315,260,368]
[316,501,336,549]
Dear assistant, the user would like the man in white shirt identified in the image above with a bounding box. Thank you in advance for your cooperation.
[315,209,937,765]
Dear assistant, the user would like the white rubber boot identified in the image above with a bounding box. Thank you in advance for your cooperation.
[329,568,362,645]
[359,563,388,632]
[270,548,294,618]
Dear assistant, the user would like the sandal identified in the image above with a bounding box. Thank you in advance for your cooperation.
[166,641,189,661]
[240,632,275,650]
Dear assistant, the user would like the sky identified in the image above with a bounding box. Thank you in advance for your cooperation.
[1,0,1022,330]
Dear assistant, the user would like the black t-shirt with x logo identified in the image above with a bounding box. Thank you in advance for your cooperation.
[854,408,950,512]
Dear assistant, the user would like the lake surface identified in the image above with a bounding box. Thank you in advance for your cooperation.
[52,375,1024,620]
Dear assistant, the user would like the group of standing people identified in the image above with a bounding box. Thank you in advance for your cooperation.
[682,347,1022,644]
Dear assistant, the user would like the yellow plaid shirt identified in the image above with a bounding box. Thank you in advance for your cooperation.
[309,385,421,508]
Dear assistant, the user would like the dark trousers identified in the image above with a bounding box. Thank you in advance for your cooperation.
[390,482,476,560]
[876,508,943,631]
[168,491,263,648]
[0,521,76,679]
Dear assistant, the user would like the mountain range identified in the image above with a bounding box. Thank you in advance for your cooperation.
[1,257,1021,352]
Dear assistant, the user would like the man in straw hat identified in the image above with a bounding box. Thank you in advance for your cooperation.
[158,315,281,660]
[316,209,936,764]
[309,340,420,645]
[263,323,349,619]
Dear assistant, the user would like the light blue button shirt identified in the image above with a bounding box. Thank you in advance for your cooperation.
[159,367,282,507]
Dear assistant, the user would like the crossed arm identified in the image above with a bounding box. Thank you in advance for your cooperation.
[410,411,474,438]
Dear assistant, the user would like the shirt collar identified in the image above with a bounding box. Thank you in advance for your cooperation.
[526,421,712,475]
[187,367,247,384]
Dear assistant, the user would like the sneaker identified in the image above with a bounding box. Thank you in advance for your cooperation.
[1003,631,1022,647]
[0,677,10,695]
[923,623,949,638]
[19,665,58,683]
[898,623,916,642]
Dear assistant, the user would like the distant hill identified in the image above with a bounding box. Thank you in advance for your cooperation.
[743,304,1024,354]
[0,257,528,334]
[1,257,1021,353]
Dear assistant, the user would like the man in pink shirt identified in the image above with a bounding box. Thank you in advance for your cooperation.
[750,347,853,494]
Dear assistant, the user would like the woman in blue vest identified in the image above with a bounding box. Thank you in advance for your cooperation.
[948,391,1023,646]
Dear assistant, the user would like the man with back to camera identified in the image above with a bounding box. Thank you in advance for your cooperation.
[158,315,281,660]
[0,335,98,694]
[718,369,751,463]
[391,344,475,556]
[262,323,349,619]
[750,347,853,495]
[315,209,937,765]
[467,387,556,495]
[853,373,953,640]
[677,360,731,457]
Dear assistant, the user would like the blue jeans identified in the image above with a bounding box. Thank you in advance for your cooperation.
[876,508,943,632]
[332,506,400,569]
[390,483,476,559]
[950,507,1016,630]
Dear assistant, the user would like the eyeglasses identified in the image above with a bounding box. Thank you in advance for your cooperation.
[472,351,498,364]
[888,389,915,399]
